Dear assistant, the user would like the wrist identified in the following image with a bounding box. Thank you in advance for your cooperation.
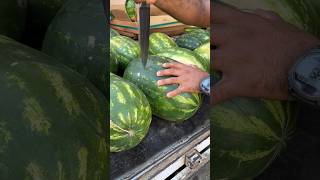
[288,44,320,105]
[200,76,210,95]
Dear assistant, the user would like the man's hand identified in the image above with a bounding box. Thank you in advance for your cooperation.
[157,63,209,97]
[212,3,320,104]
[134,0,157,4]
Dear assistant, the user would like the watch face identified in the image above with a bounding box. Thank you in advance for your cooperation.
[291,50,320,100]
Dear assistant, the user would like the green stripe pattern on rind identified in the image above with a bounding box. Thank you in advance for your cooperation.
[194,42,210,71]
[110,35,140,70]
[157,47,208,72]
[123,56,201,122]
[211,97,295,179]
[0,35,108,180]
[110,73,152,152]
[149,33,177,55]
[110,28,120,38]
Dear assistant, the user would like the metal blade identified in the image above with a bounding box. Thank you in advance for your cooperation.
[139,2,150,68]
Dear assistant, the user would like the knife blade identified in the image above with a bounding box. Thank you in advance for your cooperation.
[139,2,150,68]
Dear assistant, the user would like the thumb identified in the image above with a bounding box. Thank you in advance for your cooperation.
[253,9,282,21]
[211,79,235,105]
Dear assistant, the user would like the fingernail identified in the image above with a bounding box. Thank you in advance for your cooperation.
[167,93,172,98]
[157,80,161,86]
[157,71,161,76]
[162,63,167,67]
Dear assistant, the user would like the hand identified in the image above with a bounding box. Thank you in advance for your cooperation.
[157,62,209,98]
[212,3,320,104]
[134,0,157,4]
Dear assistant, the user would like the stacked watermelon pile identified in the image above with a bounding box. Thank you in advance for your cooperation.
[109,21,211,151]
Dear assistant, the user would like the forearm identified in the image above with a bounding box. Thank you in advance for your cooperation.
[155,0,210,27]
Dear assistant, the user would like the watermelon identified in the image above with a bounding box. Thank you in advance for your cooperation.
[42,0,107,95]
[194,42,210,65]
[149,32,177,55]
[0,0,27,40]
[157,47,209,72]
[175,33,202,50]
[110,73,152,152]
[125,0,136,21]
[211,97,296,179]
[123,56,201,122]
[0,35,108,179]
[23,0,66,48]
[110,28,120,38]
[110,35,140,70]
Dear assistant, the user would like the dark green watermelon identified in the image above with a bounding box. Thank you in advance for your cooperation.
[123,56,201,122]
[110,73,152,152]
[0,35,108,179]
[0,0,27,40]
[23,0,66,48]
[211,98,297,179]
[110,35,140,70]
[42,0,107,95]
[175,33,202,50]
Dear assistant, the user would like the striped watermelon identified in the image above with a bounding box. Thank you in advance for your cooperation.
[149,32,177,55]
[110,35,140,70]
[157,47,209,72]
[110,73,152,152]
[123,56,201,122]
[211,97,296,179]
[0,0,27,40]
[194,42,210,66]
[0,35,108,179]
[125,0,136,21]
[42,0,107,94]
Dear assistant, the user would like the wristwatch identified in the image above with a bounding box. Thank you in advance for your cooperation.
[288,46,320,105]
[200,76,210,95]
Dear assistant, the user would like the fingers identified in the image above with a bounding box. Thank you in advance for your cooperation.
[211,78,235,105]
[167,87,183,98]
[253,9,282,21]
[157,77,179,86]
[162,62,185,69]
[157,68,182,77]
[211,49,226,71]
[212,2,246,24]
[212,24,236,46]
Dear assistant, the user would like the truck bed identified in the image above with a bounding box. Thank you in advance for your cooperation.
[111,97,210,179]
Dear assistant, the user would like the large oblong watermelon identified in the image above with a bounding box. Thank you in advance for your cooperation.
[0,35,108,179]
[123,56,201,122]
[157,47,209,72]
[110,73,152,152]
[42,0,108,95]
[211,98,296,179]
[0,0,27,40]
[149,32,177,55]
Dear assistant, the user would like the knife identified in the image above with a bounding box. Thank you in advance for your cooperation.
[139,2,150,68]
